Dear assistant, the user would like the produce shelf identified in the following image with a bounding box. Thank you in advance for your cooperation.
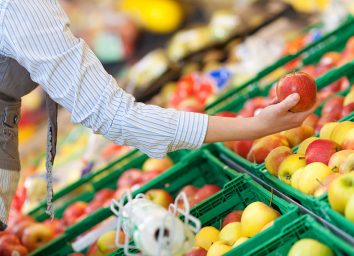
[206,15,354,115]
[30,148,240,255]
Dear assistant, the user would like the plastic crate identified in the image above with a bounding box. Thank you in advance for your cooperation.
[211,59,354,177]
[28,148,141,221]
[246,215,354,256]
[257,111,354,213]
[32,149,190,222]
[206,15,354,115]
[31,148,241,255]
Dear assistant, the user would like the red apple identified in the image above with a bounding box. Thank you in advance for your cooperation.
[114,187,130,200]
[341,103,354,118]
[317,90,334,101]
[276,72,317,112]
[11,220,34,239]
[93,189,115,203]
[216,111,237,118]
[0,234,28,256]
[145,189,174,209]
[305,139,341,165]
[222,210,243,227]
[319,52,341,67]
[244,97,270,114]
[63,201,88,226]
[21,223,54,252]
[117,169,142,188]
[178,98,204,113]
[193,185,220,205]
[140,170,161,184]
[86,242,101,256]
[185,247,207,256]
[232,140,254,159]
[321,96,344,117]
[300,65,317,77]
[142,157,173,173]
[178,185,199,208]
[44,219,65,237]
[85,201,102,215]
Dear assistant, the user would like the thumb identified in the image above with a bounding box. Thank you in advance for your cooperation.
[278,93,300,112]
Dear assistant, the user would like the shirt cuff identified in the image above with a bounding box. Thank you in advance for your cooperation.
[169,112,208,152]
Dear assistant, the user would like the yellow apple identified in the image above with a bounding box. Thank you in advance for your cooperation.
[195,226,220,250]
[339,153,354,173]
[342,128,354,150]
[331,121,354,146]
[207,241,232,256]
[328,172,354,213]
[344,90,354,106]
[281,125,314,148]
[298,163,333,195]
[241,201,280,237]
[260,220,274,231]
[232,237,249,248]
[345,194,354,223]
[265,146,292,176]
[328,150,354,172]
[319,122,338,140]
[313,173,342,197]
[278,154,306,185]
[297,137,319,155]
[291,167,305,189]
[219,222,243,246]
[288,239,334,256]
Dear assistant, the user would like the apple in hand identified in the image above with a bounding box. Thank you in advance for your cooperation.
[328,172,354,213]
[265,146,292,176]
[222,210,243,227]
[288,239,334,256]
[146,189,173,209]
[63,201,88,226]
[193,185,220,205]
[305,139,340,165]
[21,223,54,252]
[0,233,28,256]
[117,169,142,188]
[142,157,173,173]
[241,201,280,237]
[276,72,317,112]
[278,154,306,185]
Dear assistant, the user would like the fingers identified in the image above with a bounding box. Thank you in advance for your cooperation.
[277,93,300,112]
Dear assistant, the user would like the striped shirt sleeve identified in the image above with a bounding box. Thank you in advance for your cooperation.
[0,0,208,158]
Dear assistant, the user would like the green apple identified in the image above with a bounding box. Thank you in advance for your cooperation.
[288,239,334,256]
[278,154,306,185]
[328,172,354,213]
[345,194,354,223]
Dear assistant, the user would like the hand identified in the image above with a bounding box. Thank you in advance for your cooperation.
[254,93,317,137]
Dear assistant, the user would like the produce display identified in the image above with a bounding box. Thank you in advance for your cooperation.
[7,3,354,256]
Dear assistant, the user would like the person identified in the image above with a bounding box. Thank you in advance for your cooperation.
[0,0,314,230]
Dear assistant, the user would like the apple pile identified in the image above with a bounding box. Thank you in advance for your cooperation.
[145,184,221,209]
[187,202,280,256]
[0,210,61,254]
[288,238,334,256]
[265,121,354,201]
[168,73,216,113]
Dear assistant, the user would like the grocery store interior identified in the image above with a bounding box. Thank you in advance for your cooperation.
[2,0,354,255]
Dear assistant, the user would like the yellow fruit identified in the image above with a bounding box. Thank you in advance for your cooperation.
[298,163,333,195]
[232,237,249,248]
[345,194,354,223]
[328,172,354,213]
[195,226,220,250]
[288,238,334,256]
[219,222,243,246]
[291,167,305,189]
[207,241,232,256]
[241,202,280,237]
[319,122,338,140]
[331,121,354,146]
[278,154,306,185]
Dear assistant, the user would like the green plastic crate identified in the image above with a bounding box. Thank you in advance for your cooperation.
[113,174,300,256]
[257,111,354,213]
[211,61,354,177]
[31,148,241,256]
[206,15,354,115]
[246,215,354,256]
[317,197,354,237]
[32,149,189,222]
[28,148,141,220]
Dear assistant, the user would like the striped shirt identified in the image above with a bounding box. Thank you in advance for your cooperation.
[0,0,208,159]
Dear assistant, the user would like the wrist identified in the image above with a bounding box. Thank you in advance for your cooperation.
[247,116,268,139]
